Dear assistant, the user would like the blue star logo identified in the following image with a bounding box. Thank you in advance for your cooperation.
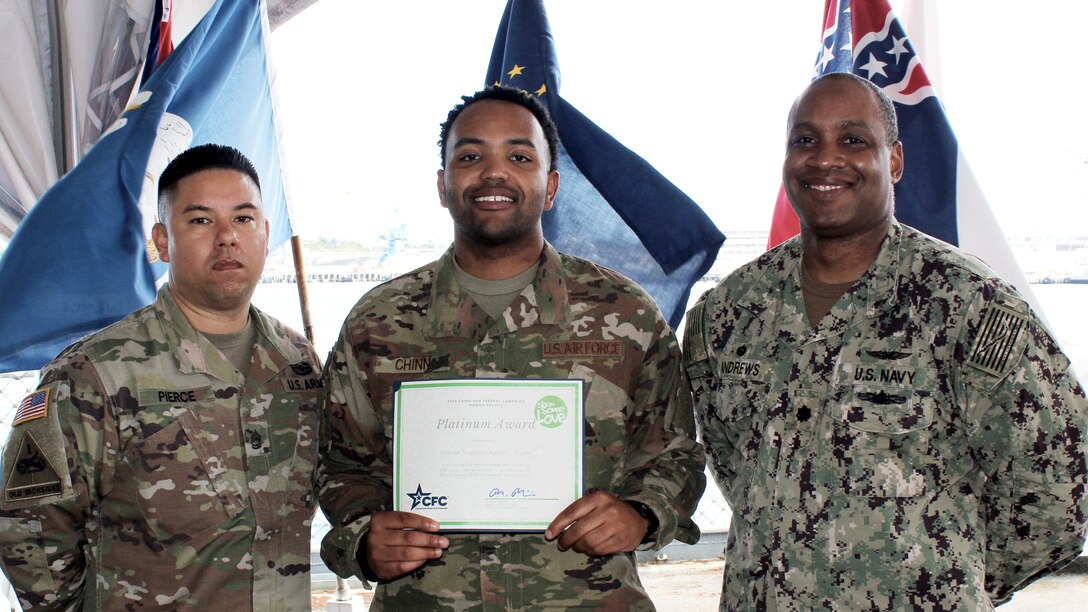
[407,484,430,510]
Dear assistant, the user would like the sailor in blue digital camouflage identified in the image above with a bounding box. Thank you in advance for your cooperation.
[684,73,1088,611]
[318,86,705,610]
[0,145,322,610]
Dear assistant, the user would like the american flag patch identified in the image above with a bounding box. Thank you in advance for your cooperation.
[13,389,49,426]
[683,302,708,364]
[967,303,1027,377]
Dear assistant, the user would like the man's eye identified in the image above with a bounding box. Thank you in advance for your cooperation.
[791,136,815,146]
[236,215,255,223]
[189,217,210,224]
[843,136,868,145]
[511,154,531,163]
[457,153,480,162]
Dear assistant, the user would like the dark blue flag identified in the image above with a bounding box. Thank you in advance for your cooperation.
[0,0,293,372]
[486,0,725,329]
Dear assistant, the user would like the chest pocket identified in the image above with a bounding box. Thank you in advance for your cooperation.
[691,354,770,496]
[835,355,937,498]
[267,385,322,509]
[568,363,627,492]
[124,406,246,548]
[710,374,768,439]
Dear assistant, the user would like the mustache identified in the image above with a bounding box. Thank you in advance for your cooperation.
[464,185,521,201]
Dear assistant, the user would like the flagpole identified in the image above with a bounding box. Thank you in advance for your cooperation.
[46,0,79,175]
[289,236,315,344]
[289,233,352,606]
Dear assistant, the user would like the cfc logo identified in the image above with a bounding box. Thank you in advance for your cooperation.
[407,484,448,511]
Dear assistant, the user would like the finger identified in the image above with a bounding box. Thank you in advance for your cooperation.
[371,510,441,533]
[371,538,447,562]
[368,533,448,581]
[572,530,624,556]
[372,528,450,550]
[545,497,595,540]
[557,510,608,551]
[372,554,438,581]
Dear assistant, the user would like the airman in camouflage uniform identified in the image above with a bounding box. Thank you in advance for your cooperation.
[0,145,321,610]
[319,86,705,610]
[685,73,1088,610]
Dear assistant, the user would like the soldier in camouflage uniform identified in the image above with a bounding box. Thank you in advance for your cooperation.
[0,145,322,610]
[319,86,705,610]
[685,72,1088,610]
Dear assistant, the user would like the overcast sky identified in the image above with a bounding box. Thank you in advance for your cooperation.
[265,1,1088,246]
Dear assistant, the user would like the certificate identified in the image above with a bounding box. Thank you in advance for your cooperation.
[393,379,584,532]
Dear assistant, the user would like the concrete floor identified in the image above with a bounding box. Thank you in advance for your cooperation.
[314,558,1088,610]
[638,559,1088,611]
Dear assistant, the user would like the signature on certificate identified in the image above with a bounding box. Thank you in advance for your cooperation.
[488,487,537,498]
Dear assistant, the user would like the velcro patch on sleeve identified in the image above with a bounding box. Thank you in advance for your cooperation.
[12,389,49,426]
[3,431,63,503]
[683,302,709,365]
[966,302,1028,377]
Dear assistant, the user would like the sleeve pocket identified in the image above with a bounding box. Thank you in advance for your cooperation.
[0,518,57,598]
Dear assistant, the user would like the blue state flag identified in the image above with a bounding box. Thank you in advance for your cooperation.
[0,0,292,372]
[486,0,725,329]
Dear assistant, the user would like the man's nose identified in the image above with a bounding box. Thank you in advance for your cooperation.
[480,157,509,181]
[216,223,239,246]
[810,142,845,169]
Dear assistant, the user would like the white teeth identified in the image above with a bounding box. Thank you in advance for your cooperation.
[475,195,514,202]
[809,184,843,192]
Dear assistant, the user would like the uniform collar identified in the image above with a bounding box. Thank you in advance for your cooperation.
[426,241,569,339]
[731,238,809,339]
[863,220,905,319]
[730,222,904,339]
[153,286,301,382]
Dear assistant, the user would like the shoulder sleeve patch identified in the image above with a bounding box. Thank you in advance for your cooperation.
[3,431,63,504]
[12,389,49,426]
[2,382,73,510]
[966,301,1028,377]
[683,302,709,366]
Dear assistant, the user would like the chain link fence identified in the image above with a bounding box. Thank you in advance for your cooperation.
[0,373,36,430]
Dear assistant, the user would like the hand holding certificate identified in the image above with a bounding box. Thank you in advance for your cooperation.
[393,379,584,531]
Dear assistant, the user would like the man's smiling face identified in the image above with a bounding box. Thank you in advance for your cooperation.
[437,99,558,249]
[783,76,903,240]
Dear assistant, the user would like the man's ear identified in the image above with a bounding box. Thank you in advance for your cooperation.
[543,170,560,211]
[437,169,449,209]
[152,222,170,263]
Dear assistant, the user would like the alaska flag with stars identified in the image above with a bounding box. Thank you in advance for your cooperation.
[0,0,291,372]
[768,0,957,248]
[486,0,724,329]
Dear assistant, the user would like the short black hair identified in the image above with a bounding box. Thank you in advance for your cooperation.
[812,72,899,144]
[438,85,560,171]
[157,144,261,222]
